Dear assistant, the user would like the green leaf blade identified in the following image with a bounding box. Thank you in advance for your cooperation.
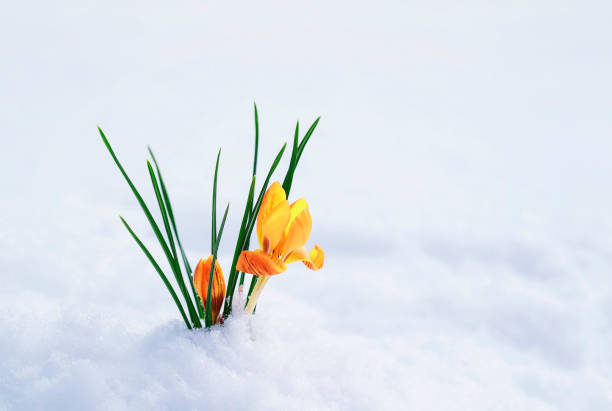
[120,216,192,329]
[148,146,204,319]
[147,160,201,328]
[253,102,259,176]
[297,117,320,162]
[223,175,256,316]
[99,128,199,328]
[282,121,300,196]
[212,149,221,255]
[205,203,230,328]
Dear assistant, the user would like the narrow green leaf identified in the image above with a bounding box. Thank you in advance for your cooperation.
[147,161,178,267]
[253,102,259,176]
[147,161,201,328]
[148,147,204,318]
[206,147,222,326]
[215,203,230,252]
[282,121,299,195]
[238,193,255,289]
[222,175,256,315]
[99,127,199,328]
[205,203,230,327]
[224,143,287,315]
[238,237,250,288]
[212,149,221,254]
[120,216,191,329]
[204,252,217,328]
[297,117,320,163]
[240,105,260,290]
[281,116,320,199]
[246,274,258,305]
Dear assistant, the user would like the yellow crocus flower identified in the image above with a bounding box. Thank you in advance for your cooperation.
[237,182,324,313]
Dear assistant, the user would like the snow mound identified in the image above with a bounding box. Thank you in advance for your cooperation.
[0,298,407,410]
[2,285,579,411]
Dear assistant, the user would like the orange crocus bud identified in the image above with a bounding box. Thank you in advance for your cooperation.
[193,255,226,324]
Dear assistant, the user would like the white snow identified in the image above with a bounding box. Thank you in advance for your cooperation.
[2,0,612,409]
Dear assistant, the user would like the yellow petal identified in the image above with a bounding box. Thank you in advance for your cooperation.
[284,245,324,270]
[236,250,287,276]
[303,245,324,270]
[193,255,226,324]
[276,199,311,256]
[285,199,309,235]
[261,200,290,253]
[256,182,287,250]
[283,247,309,264]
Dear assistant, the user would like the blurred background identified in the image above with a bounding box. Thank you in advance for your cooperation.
[1,1,612,409]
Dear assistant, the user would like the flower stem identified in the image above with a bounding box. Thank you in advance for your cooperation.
[245,275,269,314]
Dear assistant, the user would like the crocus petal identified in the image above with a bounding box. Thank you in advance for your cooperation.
[193,255,226,323]
[277,199,312,257]
[284,245,324,270]
[283,246,309,264]
[303,245,324,270]
[236,249,286,276]
[256,182,287,250]
[261,200,290,253]
[285,199,309,235]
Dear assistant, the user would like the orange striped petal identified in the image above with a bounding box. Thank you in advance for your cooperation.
[193,255,226,324]
[256,182,287,250]
[236,249,286,276]
[277,199,311,256]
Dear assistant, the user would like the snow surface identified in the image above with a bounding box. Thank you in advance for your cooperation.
[2,0,612,409]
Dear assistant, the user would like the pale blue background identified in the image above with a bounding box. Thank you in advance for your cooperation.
[1,1,611,409]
